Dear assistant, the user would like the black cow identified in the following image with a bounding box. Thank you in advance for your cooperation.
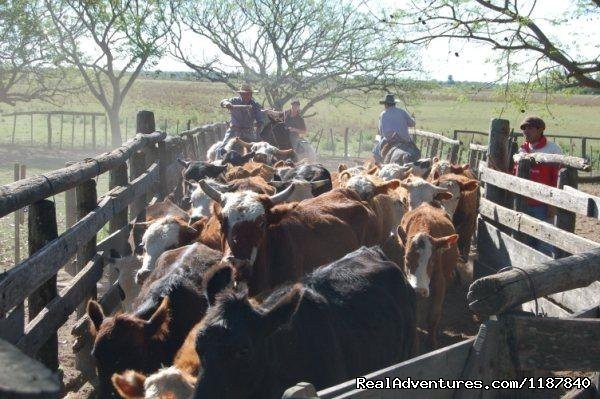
[179,159,227,181]
[87,243,223,398]
[193,246,417,399]
[273,163,332,196]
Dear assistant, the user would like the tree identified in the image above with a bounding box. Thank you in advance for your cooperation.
[171,0,417,113]
[390,0,600,90]
[44,0,175,146]
[0,0,67,105]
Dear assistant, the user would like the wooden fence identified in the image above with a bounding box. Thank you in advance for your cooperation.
[0,111,225,398]
[284,119,600,399]
[2,110,190,149]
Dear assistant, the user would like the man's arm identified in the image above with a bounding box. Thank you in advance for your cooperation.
[220,98,234,109]
[404,109,416,127]
[252,101,265,132]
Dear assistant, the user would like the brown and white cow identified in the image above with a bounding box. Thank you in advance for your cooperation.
[400,177,454,211]
[87,243,222,398]
[199,180,380,296]
[401,203,459,350]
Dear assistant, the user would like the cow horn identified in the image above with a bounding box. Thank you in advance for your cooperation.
[268,182,295,205]
[199,179,223,203]
[235,137,253,149]
[276,148,295,157]
[268,180,286,188]
[133,221,152,227]
[310,179,329,189]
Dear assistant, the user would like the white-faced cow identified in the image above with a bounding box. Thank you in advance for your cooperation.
[401,202,459,350]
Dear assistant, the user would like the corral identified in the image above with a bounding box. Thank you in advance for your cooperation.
[0,112,598,399]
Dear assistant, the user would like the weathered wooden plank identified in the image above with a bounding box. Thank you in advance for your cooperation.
[0,164,158,315]
[469,143,488,152]
[318,339,474,399]
[96,223,130,256]
[468,246,600,317]
[475,218,551,274]
[563,185,600,218]
[507,316,600,371]
[485,119,511,208]
[71,280,124,339]
[76,179,97,317]
[17,255,104,357]
[573,305,600,319]
[513,152,591,172]
[522,297,572,318]
[546,282,600,314]
[0,304,24,344]
[479,198,599,254]
[0,338,61,399]
[179,122,227,137]
[413,129,460,145]
[0,131,166,218]
[555,167,579,259]
[479,165,591,216]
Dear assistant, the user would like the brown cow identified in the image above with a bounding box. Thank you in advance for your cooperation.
[401,203,459,350]
[199,180,380,296]
[87,243,222,398]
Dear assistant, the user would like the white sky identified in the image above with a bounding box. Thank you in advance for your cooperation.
[151,0,599,82]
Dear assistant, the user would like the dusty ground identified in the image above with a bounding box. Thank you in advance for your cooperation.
[2,147,599,398]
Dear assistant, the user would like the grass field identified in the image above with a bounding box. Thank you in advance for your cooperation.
[1,78,599,270]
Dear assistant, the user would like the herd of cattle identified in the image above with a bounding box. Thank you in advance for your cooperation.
[87,136,481,398]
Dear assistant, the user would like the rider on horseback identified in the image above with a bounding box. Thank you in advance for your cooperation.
[283,99,307,151]
[372,93,418,164]
[218,83,265,157]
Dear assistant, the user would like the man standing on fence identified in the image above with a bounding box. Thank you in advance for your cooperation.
[514,116,563,254]
[372,93,418,164]
[218,83,265,157]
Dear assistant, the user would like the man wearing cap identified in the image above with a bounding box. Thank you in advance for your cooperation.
[218,83,265,156]
[283,99,307,151]
[372,93,417,163]
[514,115,563,254]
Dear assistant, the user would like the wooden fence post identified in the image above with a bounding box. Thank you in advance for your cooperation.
[64,161,78,276]
[486,118,511,206]
[11,114,17,144]
[512,158,531,243]
[105,115,109,149]
[109,162,129,250]
[46,113,52,148]
[158,141,169,199]
[186,120,191,130]
[71,115,75,148]
[59,114,64,149]
[343,128,349,160]
[83,115,87,147]
[137,111,158,201]
[431,138,439,159]
[19,165,26,224]
[92,115,97,149]
[130,151,147,221]
[555,167,578,258]
[13,164,21,264]
[76,180,97,317]
[27,199,59,371]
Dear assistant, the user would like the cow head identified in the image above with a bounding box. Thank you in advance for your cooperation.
[341,175,400,201]
[136,217,198,284]
[189,179,233,222]
[404,232,458,298]
[222,150,256,166]
[193,286,303,399]
[269,179,329,201]
[87,297,171,398]
[377,163,412,181]
[400,177,453,210]
[112,366,196,399]
[182,161,227,182]
[405,157,433,179]
[198,180,295,279]
[433,175,479,218]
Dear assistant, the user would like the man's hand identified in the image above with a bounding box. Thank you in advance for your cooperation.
[221,101,232,109]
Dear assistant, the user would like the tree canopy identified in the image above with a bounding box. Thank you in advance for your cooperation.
[171,0,417,113]
[390,0,600,91]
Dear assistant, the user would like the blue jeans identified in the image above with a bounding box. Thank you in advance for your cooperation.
[526,204,554,256]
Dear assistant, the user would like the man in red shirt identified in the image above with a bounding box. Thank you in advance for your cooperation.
[514,116,563,254]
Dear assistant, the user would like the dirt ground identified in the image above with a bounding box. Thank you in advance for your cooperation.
[2,147,599,398]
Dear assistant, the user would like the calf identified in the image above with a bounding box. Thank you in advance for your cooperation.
[401,203,459,349]
[400,177,454,211]
[377,163,412,181]
[435,173,479,261]
[199,180,380,296]
[87,243,222,398]
[192,246,416,399]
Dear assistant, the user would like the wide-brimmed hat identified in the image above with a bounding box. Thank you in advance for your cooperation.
[237,83,253,93]
[379,93,396,105]
[520,116,545,130]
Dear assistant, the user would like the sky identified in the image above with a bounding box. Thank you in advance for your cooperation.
[150,0,598,83]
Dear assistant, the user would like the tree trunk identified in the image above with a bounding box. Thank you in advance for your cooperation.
[107,109,122,148]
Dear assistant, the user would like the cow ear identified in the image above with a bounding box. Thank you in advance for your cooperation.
[367,165,379,175]
[339,171,351,182]
[459,179,479,192]
[87,300,105,331]
[204,264,233,306]
[112,370,146,399]
[432,234,458,249]
[145,297,171,338]
[338,164,347,172]
[434,191,453,201]
[261,285,304,337]
[374,179,400,195]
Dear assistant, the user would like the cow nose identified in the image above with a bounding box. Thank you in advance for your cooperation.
[415,287,429,298]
